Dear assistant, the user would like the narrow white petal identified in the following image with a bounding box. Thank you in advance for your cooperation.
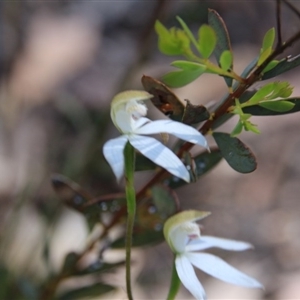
[187,252,263,288]
[135,120,208,148]
[176,254,206,300]
[186,236,253,252]
[103,136,128,181]
[129,135,190,182]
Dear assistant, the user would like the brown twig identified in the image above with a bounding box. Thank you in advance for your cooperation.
[282,0,300,19]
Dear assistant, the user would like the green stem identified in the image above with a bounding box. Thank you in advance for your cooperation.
[124,142,136,300]
[166,256,181,300]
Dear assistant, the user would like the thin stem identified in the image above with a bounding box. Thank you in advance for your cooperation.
[124,142,136,300]
[166,257,181,300]
[282,0,300,19]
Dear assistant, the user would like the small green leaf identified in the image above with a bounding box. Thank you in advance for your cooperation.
[155,20,182,55]
[257,28,275,66]
[243,98,300,115]
[263,60,279,72]
[211,90,257,130]
[247,81,293,105]
[219,50,233,71]
[247,82,275,104]
[231,120,243,137]
[176,16,199,50]
[198,24,216,58]
[244,121,260,134]
[262,54,300,80]
[213,132,257,173]
[261,28,275,52]
[259,100,295,112]
[162,69,206,88]
[257,47,272,66]
[171,60,206,71]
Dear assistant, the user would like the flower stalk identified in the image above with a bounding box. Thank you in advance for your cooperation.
[124,142,136,300]
[167,257,181,300]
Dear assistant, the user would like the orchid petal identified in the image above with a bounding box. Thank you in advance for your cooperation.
[135,119,208,149]
[176,254,206,300]
[187,252,263,288]
[103,136,128,181]
[168,225,189,253]
[129,135,190,182]
[186,236,253,252]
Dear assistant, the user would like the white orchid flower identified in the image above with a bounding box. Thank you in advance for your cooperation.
[164,211,263,300]
[103,90,208,182]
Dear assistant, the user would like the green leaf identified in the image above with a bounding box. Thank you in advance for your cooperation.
[176,16,199,50]
[247,81,293,105]
[219,50,233,71]
[231,120,243,137]
[257,47,272,66]
[167,149,223,189]
[162,69,206,88]
[141,75,185,121]
[263,60,279,72]
[57,283,115,300]
[243,98,300,115]
[257,28,275,66]
[262,54,300,80]
[171,60,206,71]
[261,28,275,52]
[213,132,257,173]
[208,8,233,87]
[259,100,295,112]
[155,20,182,55]
[198,24,216,58]
[182,99,210,125]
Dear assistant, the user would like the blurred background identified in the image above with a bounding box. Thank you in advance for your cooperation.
[1,0,300,299]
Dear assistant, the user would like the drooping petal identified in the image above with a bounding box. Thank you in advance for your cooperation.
[186,236,253,252]
[168,224,189,253]
[114,109,134,133]
[175,254,206,300]
[135,119,208,149]
[103,135,128,181]
[110,90,152,133]
[186,252,263,289]
[129,135,190,182]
